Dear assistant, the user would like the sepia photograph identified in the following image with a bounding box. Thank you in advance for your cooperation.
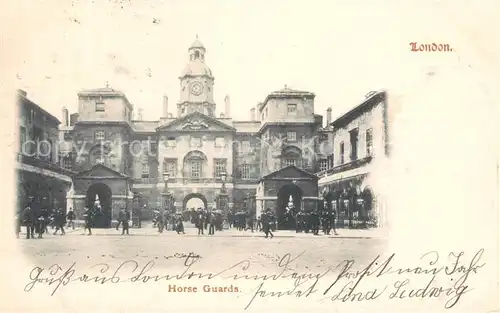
[1,1,498,312]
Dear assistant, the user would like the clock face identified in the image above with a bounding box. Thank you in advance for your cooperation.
[190,82,203,96]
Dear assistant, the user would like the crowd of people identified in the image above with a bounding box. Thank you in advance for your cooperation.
[17,200,338,239]
[16,199,76,239]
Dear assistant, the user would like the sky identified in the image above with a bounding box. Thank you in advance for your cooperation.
[9,0,498,124]
[9,0,423,123]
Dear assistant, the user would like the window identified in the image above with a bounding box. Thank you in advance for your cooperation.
[167,137,176,148]
[261,113,264,120]
[241,141,251,154]
[95,131,105,141]
[350,128,359,161]
[319,159,328,172]
[215,137,225,148]
[141,163,150,178]
[190,136,202,148]
[163,159,177,178]
[214,159,227,178]
[366,128,373,156]
[19,127,26,153]
[287,104,297,115]
[27,109,33,124]
[240,164,250,179]
[95,101,105,112]
[327,155,334,169]
[265,107,268,117]
[286,132,296,142]
[284,158,297,167]
[190,160,202,178]
[61,154,72,170]
[340,142,345,164]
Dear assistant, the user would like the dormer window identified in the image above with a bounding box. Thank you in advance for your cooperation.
[95,101,105,112]
[287,104,297,115]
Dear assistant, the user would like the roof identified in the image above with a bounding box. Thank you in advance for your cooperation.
[260,165,318,182]
[131,120,159,133]
[233,121,261,133]
[17,90,61,125]
[181,60,213,77]
[260,85,315,109]
[156,111,236,131]
[330,90,386,128]
[77,87,126,97]
[189,36,205,50]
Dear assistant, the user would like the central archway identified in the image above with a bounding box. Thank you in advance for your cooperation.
[277,184,303,229]
[86,183,112,228]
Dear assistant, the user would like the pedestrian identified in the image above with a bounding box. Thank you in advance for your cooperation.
[22,204,36,239]
[121,209,130,235]
[116,208,125,230]
[311,211,320,235]
[176,215,185,234]
[66,207,75,229]
[256,216,262,232]
[261,210,274,239]
[330,210,338,235]
[53,208,66,235]
[208,212,215,235]
[82,207,92,235]
[157,210,165,233]
[196,210,205,235]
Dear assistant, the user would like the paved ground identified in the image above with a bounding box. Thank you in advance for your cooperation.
[14,224,390,312]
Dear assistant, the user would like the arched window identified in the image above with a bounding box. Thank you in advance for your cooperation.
[194,51,200,60]
[183,150,207,178]
[281,146,302,168]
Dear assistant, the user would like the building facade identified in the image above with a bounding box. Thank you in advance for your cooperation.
[54,37,388,228]
[16,90,74,215]
[317,91,389,228]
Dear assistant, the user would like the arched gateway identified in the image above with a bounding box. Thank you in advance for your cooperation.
[86,183,112,228]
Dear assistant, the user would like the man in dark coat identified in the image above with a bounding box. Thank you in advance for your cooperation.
[261,210,274,239]
[121,209,130,235]
[330,210,338,235]
[196,209,205,235]
[66,207,75,229]
[83,207,93,235]
[208,212,216,235]
[311,211,320,235]
[22,205,35,239]
[53,208,66,235]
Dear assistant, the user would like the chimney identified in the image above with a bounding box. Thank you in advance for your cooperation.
[326,107,332,125]
[224,95,231,117]
[250,107,255,121]
[137,108,143,120]
[61,107,69,126]
[162,95,168,117]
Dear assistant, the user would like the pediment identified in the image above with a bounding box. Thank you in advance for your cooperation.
[261,165,317,181]
[157,112,235,132]
[76,163,127,179]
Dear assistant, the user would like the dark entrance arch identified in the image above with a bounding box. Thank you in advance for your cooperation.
[86,183,112,228]
[277,184,303,230]
[183,193,208,223]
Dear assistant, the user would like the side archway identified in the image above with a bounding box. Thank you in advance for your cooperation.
[277,183,303,229]
[86,183,112,228]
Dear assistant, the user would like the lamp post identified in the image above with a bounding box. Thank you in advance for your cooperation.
[218,170,228,218]
[163,172,173,214]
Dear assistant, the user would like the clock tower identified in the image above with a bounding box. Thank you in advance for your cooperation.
[177,36,216,117]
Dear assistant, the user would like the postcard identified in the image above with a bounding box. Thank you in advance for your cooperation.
[0,1,498,312]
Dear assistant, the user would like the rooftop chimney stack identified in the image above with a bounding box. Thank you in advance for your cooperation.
[138,108,143,121]
[162,95,168,117]
[62,107,69,126]
[326,107,332,125]
[224,95,231,118]
[250,107,256,121]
